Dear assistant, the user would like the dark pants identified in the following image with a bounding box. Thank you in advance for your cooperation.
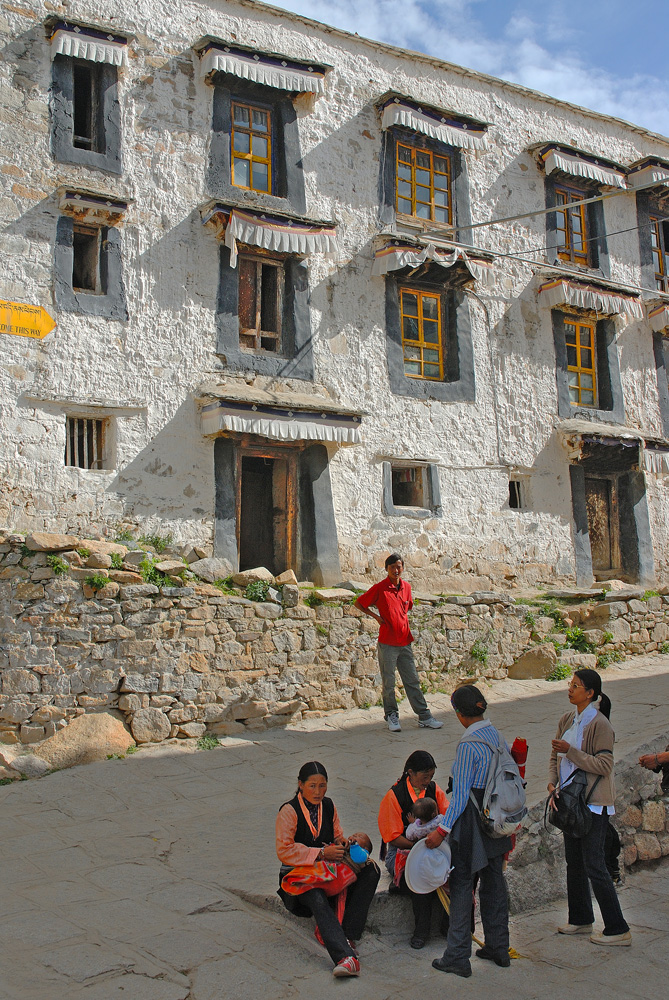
[377,642,430,719]
[564,812,629,934]
[298,863,380,964]
[439,839,509,968]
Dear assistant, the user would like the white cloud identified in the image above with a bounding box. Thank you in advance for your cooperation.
[266,0,669,136]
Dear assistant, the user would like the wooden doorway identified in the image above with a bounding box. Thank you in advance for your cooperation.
[236,442,297,575]
[585,476,620,579]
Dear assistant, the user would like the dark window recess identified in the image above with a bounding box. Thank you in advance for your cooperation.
[72,226,101,293]
[391,466,427,507]
[65,416,106,469]
[72,61,102,151]
[508,480,524,509]
[238,255,282,351]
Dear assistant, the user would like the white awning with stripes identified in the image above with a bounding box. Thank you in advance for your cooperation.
[381,100,487,150]
[540,147,626,189]
[538,278,643,318]
[372,242,494,286]
[51,28,128,66]
[199,45,326,94]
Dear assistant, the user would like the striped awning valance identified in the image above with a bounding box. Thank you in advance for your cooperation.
[540,146,626,189]
[50,24,128,66]
[203,206,337,267]
[199,399,361,445]
[372,242,494,286]
[627,159,669,190]
[381,99,488,150]
[648,303,669,332]
[538,278,643,318]
[199,44,326,94]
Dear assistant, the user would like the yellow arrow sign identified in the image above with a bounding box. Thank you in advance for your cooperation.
[0,300,56,340]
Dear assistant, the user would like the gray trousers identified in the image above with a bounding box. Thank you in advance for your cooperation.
[440,846,509,967]
[377,642,430,719]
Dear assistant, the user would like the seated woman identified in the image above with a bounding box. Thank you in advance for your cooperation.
[276,761,380,978]
[378,750,450,949]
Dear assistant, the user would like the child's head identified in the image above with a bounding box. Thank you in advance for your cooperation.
[411,797,438,822]
[350,831,373,853]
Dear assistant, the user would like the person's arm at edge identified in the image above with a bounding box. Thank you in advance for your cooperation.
[378,788,413,850]
[355,582,384,627]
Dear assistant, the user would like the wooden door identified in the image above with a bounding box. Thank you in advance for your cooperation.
[236,442,297,576]
[585,476,619,575]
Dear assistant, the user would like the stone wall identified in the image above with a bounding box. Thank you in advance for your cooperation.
[3,529,669,746]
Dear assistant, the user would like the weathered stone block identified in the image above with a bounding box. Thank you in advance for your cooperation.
[179,722,205,738]
[642,800,665,832]
[209,720,245,736]
[20,724,45,743]
[120,673,160,693]
[281,583,299,607]
[0,699,35,723]
[231,566,273,586]
[86,552,112,569]
[621,805,642,828]
[131,707,171,743]
[25,532,78,552]
[35,711,133,768]
[30,705,66,725]
[507,644,557,679]
[2,670,40,694]
[189,557,234,583]
[634,831,662,861]
[230,700,268,720]
[118,694,142,712]
[119,584,160,599]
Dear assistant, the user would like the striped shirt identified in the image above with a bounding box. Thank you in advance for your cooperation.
[439,720,502,833]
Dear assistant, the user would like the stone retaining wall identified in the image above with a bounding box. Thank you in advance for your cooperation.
[3,531,669,746]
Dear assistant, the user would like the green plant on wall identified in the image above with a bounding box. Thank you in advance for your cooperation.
[547,663,572,682]
[138,532,173,554]
[47,554,69,577]
[139,558,165,586]
[564,626,595,654]
[110,552,124,570]
[470,638,488,666]
[85,572,109,592]
[244,580,270,602]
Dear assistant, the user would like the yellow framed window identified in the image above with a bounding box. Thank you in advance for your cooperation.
[231,101,271,193]
[396,143,452,224]
[400,288,443,380]
[555,186,589,265]
[565,318,597,407]
[650,216,668,292]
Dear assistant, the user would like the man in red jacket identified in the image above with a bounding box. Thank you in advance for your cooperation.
[355,554,443,733]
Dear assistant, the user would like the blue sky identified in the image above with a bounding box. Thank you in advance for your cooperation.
[264,0,669,137]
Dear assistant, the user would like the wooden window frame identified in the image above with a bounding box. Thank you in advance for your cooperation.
[399,286,444,381]
[72,224,102,294]
[650,215,669,292]
[555,185,590,266]
[395,140,452,225]
[565,316,597,407]
[391,464,429,508]
[65,415,106,469]
[72,59,101,152]
[231,99,272,194]
[238,252,284,352]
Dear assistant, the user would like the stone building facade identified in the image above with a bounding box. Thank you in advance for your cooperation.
[2,0,669,591]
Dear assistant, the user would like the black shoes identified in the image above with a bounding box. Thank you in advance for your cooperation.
[432,958,472,978]
[475,946,511,967]
[410,936,426,949]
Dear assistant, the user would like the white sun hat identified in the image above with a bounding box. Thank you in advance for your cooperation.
[404,838,453,894]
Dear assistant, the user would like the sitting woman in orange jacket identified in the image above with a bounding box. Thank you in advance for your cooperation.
[276,761,380,979]
[378,749,449,949]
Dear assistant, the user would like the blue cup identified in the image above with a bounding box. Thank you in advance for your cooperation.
[348,842,369,863]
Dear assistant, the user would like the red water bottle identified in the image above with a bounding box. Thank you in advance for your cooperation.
[511,737,528,779]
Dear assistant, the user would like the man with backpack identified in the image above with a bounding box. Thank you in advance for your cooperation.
[425,684,526,978]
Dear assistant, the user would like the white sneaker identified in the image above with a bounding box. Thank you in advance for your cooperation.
[558,923,593,935]
[419,716,443,729]
[387,712,401,732]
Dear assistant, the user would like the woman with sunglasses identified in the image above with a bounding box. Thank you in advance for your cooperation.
[548,668,631,946]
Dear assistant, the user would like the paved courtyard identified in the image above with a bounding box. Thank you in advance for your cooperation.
[2,654,669,999]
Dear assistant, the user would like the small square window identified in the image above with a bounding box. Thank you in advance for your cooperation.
[65,416,106,469]
[238,255,283,352]
[72,226,102,293]
[508,480,524,510]
[391,466,428,508]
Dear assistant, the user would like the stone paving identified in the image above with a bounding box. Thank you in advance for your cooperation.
[2,653,669,999]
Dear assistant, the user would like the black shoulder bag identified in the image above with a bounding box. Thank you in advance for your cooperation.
[545,769,602,839]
